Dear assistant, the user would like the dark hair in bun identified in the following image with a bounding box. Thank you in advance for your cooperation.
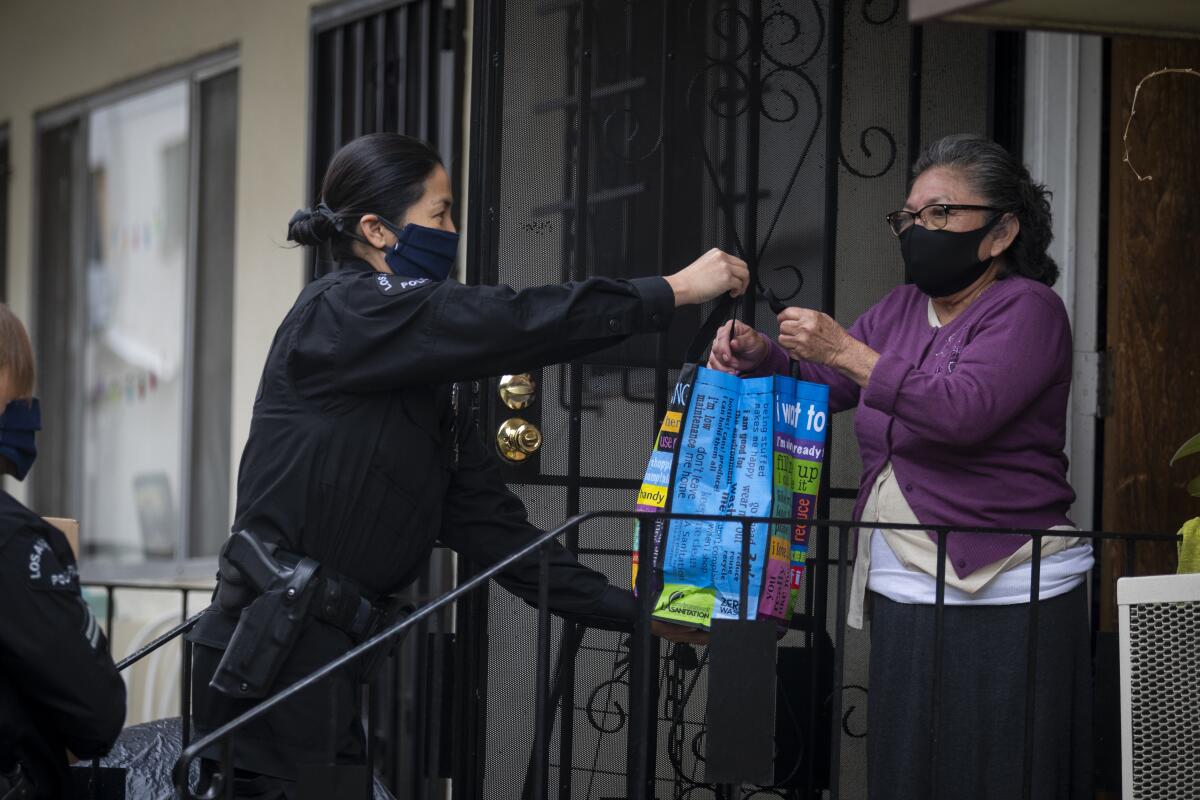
[286,205,341,246]
[287,133,443,260]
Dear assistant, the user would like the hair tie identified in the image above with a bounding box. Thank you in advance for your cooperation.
[315,201,345,233]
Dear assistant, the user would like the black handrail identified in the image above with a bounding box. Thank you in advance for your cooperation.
[111,612,206,672]
[164,510,1178,799]
[80,581,212,673]
[172,511,596,797]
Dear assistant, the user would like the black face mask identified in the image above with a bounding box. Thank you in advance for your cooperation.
[900,214,1001,298]
[0,398,40,481]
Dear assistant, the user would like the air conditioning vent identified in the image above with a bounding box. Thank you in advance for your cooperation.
[1118,573,1200,799]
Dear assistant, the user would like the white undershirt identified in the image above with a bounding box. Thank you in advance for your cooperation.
[867,528,1094,606]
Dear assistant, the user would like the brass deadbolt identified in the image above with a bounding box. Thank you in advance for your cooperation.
[499,373,536,410]
[497,418,542,462]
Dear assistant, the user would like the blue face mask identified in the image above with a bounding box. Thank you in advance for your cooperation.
[378,220,460,282]
[0,398,41,481]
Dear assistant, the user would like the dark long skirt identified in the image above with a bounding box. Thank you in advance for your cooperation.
[867,585,1093,800]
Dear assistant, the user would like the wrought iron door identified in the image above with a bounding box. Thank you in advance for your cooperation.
[458,1,1015,798]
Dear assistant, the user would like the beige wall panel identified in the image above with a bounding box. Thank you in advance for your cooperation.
[0,0,318,515]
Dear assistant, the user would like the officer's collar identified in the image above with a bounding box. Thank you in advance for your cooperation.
[338,258,377,274]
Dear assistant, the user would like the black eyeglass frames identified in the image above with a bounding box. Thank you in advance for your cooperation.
[884,203,1001,237]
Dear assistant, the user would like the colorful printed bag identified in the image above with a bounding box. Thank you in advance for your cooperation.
[633,356,829,629]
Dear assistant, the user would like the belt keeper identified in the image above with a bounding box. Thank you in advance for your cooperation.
[324,580,342,618]
[350,598,373,638]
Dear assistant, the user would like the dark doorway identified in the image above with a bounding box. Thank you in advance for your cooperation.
[1101,36,1200,613]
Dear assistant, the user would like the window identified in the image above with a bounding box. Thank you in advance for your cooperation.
[33,52,238,567]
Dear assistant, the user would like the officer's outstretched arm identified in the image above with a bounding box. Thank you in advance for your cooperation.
[436,422,634,632]
[291,275,676,394]
[0,529,126,758]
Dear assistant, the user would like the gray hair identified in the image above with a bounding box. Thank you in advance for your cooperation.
[912,134,1058,287]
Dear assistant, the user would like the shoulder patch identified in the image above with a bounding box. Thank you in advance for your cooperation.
[374,272,430,296]
[28,535,80,592]
[78,596,103,651]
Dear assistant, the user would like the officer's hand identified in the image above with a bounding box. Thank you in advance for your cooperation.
[665,248,749,306]
[651,620,711,645]
[708,320,770,374]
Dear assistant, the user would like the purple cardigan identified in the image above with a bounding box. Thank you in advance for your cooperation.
[754,276,1075,579]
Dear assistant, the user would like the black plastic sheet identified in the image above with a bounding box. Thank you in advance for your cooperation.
[76,718,395,799]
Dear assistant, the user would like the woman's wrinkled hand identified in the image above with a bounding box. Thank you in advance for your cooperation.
[708,320,769,374]
[777,307,851,366]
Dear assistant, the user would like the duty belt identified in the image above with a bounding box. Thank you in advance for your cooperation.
[210,530,385,698]
[272,548,378,640]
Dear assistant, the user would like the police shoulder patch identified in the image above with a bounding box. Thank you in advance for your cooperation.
[374,272,430,296]
[28,535,80,592]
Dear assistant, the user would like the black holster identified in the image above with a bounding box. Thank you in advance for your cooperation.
[210,531,321,699]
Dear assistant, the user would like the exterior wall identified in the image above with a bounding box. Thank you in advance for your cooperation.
[0,0,318,516]
[0,0,323,725]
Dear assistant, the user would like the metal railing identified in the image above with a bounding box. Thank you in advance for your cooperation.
[76,581,210,799]
[126,511,1176,800]
[72,515,1177,798]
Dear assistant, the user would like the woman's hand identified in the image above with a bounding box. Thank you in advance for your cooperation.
[665,248,750,306]
[777,307,851,366]
[778,307,879,387]
[708,320,769,374]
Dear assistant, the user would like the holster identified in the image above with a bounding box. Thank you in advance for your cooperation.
[210,531,321,699]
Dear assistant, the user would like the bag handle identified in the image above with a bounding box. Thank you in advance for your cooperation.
[682,282,791,366]
[684,294,736,365]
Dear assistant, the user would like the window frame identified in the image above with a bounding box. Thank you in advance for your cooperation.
[32,48,239,581]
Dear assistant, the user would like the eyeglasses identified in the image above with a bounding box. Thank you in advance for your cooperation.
[884,203,1000,237]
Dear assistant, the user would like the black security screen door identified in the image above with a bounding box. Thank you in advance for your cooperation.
[456,0,1017,797]
[460,0,840,797]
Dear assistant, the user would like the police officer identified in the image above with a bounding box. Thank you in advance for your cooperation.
[0,304,126,799]
[186,133,748,796]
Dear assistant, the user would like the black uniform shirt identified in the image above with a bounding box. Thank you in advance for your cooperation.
[0,491,126,798]
[228,260,675,612]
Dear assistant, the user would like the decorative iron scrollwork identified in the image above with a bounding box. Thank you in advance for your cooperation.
[683,0,826,278]
[841,683,869,738]
[600,106,663,163]
[861,0,900,25]
[839,124,898,178]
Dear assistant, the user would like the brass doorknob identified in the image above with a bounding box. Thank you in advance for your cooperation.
[497,418,542,462]
[499,373,536,410]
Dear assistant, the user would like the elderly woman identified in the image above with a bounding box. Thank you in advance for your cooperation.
[710,134,1091,800]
